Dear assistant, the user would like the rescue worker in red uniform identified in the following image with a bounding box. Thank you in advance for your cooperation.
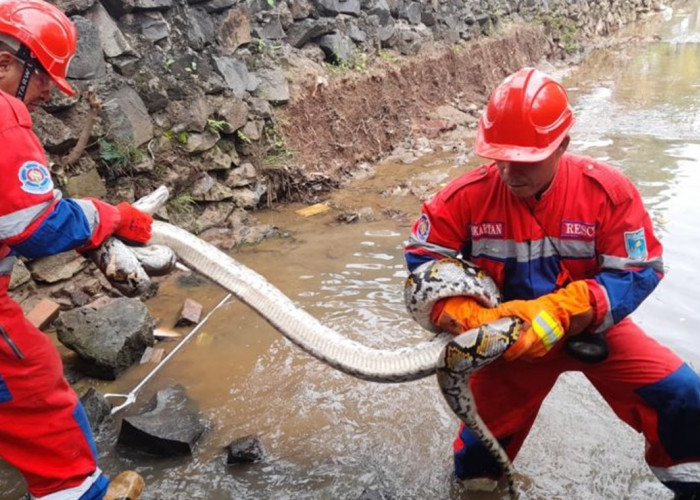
[0,1,152,498]
[405,67,700,498]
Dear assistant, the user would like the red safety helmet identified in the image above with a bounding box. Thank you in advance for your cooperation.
[474,67,574,162]
[0,0,77,96]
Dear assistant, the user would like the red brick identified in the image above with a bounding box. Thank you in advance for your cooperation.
[175,298,203,326]
[26,298,61,330]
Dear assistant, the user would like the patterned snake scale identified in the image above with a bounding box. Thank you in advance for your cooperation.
[139,189,524,497]
[406,258,524,499]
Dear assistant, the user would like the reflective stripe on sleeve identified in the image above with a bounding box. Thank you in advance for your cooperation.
[532,311,563,349]
[405,235,460,259]
[600,253,664,273]
[73,199,100,234]
[0,200,53,240]
[0,256,15,276]
[471,237,594,262]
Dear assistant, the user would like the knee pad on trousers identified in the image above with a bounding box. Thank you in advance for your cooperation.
[637,363,700,461]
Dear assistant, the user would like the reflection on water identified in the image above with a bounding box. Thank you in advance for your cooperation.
[564,2,700,367]
[3,4,700,500]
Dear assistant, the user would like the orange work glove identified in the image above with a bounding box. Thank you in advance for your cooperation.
[431,296,507,335]
[115,202,153,245]
[499,281,593,362]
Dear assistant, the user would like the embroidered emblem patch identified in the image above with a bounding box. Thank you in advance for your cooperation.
[18,161,53,195]
[624,228,647,261]
[415,213,431,242]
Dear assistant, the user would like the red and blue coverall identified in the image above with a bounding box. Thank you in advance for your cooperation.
[0,90,121,498]
[405,153,700,494]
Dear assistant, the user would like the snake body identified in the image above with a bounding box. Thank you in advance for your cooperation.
[147,221,521,496]
[115,188,523,496]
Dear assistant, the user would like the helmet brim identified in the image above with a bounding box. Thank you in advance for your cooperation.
[474,139,562,163]
[474,119,574,163]
[52,74,75,96]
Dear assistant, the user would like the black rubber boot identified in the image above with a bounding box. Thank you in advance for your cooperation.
[564,332,609,363]
[674,490,700,499]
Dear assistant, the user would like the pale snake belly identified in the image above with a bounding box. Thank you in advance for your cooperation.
[105,188,524,497]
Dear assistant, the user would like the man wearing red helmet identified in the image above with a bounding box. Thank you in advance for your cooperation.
[405,67,700,498]
[0,0,150,498]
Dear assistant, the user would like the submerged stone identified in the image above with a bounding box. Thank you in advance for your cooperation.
[118,385,206,456]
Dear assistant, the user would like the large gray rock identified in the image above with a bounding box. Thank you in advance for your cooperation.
[101,86,154,146]
[212,56,253,98]
[28,252,89,284]
[184,129,221,153]
[169,95,212,133]
[284,17,335,48]
[69,16,107,80]
[218,9,252,51]
[225,435,265,464]
[54,298,155,379]
[192,173,234,201]
[87,1,135,59]
[186,6,216,49]
[9,259,31,291]
[102,0,172,15]
[315,0,361,17]
[139,11,171,42]
[254,68,289,104]
[118,385,206,456]
[63,166,109,199]
[32,108,75,153]
[214,95,249,134]
[52,0,97,15]
[198,145,236,170]
[80,388,112,434]
[201,0,237,14]
[319,32,356,64]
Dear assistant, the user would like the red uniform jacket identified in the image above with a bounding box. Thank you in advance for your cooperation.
[405,153,664,333]
[0,90,120,287]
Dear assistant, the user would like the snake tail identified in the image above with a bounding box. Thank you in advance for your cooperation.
[437,318,524,499]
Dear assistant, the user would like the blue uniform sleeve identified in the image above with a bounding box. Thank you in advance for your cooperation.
[594,268,662,324]
[11,199,94,259]
[585,168,664,332]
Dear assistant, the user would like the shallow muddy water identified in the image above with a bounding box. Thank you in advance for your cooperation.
[2,4,700,500]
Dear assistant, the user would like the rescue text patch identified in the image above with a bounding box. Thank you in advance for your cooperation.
[470,221,504,239]
[560,220,595,240]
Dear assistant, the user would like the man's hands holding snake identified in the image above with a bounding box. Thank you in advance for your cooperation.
[431,281,594,361]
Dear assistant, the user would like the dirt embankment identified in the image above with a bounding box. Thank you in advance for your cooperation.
[268,24,548,199]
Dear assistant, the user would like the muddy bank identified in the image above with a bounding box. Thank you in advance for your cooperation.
[276,24,548,195]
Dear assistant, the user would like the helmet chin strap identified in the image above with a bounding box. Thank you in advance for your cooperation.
[13,45,37,101]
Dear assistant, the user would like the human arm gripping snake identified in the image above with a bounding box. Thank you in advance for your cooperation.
[102,188,523,498]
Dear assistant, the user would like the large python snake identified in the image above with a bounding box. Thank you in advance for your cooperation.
[101,188,524,498]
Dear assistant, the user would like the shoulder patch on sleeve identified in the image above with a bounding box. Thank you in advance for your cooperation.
[624,227,648,261]
[441,164,493,201]
[581,160,633,205]
[18,161,53,194]
[414,213,431,242]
